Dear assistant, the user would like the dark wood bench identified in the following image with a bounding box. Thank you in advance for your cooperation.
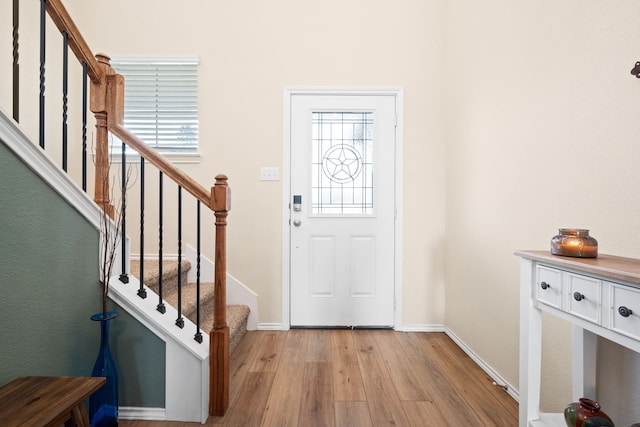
[0,376,106,427]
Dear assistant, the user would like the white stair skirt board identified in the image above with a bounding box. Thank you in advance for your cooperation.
[185,245,259,331]
[109,275,209,423]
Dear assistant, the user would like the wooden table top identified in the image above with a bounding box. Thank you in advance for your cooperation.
[515,249,640,286]
[0,376,106,427]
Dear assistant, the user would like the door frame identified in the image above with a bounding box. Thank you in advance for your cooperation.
[281,87,404,330]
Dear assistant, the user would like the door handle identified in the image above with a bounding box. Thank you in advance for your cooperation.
[293,220,302,227]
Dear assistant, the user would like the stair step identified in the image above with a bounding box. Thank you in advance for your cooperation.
[129,259,249,353]
[130,259,191,294]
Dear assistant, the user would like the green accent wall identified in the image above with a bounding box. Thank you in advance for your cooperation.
[0,140,165,408]
[111,305,166,407]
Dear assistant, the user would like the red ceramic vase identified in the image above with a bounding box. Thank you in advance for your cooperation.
[563,398,614,427]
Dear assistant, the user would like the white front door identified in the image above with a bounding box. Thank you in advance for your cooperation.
[288,92,397,327]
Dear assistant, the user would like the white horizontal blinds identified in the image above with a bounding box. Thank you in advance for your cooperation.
[111,59,199,152]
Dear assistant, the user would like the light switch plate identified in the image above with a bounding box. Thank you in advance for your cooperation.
[260,167,279,181]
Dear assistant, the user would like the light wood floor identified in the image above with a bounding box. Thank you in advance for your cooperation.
[120,330,518,426]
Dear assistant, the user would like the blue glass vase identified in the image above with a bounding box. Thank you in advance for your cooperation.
[90,311,119,427]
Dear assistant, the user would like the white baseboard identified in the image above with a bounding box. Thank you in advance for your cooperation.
[258,323,286,330]
[396,324,446,332]
[444,327,519,402]
[118,406,166,420]
[257,323,446,332]
[392,324,518,401]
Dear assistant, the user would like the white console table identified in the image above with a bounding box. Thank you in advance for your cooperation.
[516,250,640,427]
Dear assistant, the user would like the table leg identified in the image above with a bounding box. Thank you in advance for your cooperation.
[66,403,90,427]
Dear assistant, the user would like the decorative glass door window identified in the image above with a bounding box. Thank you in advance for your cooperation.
[311,112,373,215]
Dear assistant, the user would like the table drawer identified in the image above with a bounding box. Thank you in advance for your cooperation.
[536,265,562,308]
[611,284,640,340]
[565,272,601,324]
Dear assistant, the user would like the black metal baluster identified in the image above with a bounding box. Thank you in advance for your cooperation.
[138,158,147,299]
[176,186,184,328]
[61,32,68,172]
[194,201,203,343]
[119,142,129,283]
[39,0,45,148]
[12,0,19,122]
[157,171,166,314]
[81,62,88,191]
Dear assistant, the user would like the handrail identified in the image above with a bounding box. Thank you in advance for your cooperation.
[27,0,232,417]
[109,77,232,416]
[44,0,102,83]
[39,1,220,214]
[110,123,212,207]
[106,67,231,416]
[111,120,231,418]
[104,71,214,208]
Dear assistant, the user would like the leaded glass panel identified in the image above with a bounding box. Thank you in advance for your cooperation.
[311,112,373,215]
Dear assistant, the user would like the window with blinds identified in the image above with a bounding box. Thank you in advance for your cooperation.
[110,58,199,154]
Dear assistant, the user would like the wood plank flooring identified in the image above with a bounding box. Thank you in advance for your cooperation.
[120,330,518,427]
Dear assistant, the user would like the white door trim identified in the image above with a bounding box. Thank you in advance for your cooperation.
[281,87,404,330]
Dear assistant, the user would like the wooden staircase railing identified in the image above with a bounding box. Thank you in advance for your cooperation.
[16,0,231,416]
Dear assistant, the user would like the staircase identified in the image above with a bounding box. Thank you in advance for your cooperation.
[5,0,246,418]
[130,259,250,353]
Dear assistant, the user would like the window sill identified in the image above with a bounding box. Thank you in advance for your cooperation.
[107,151,202,165]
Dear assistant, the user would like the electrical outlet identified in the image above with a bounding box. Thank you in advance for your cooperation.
[260,167,279,181]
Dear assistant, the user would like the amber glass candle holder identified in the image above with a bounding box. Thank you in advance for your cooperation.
[550,228,598,258]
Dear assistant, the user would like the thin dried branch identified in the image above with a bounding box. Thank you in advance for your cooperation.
[94,142,137,316]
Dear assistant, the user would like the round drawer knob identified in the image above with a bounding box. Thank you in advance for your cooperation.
[573,292,585,302]
[540,282,550,290]
[618,306,633,318]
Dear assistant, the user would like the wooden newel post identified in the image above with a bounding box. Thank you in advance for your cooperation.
[90,53,116,218]
[209,174,230,416]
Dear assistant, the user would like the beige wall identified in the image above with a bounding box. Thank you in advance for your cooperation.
[446,0,640,421]
[68,0,448,328]
[4,0,640,421]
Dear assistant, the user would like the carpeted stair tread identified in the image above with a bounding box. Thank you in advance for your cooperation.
[130,259,191,294]
[129,259,249,353]
[223,305,250,353]
[193,304,250,354]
